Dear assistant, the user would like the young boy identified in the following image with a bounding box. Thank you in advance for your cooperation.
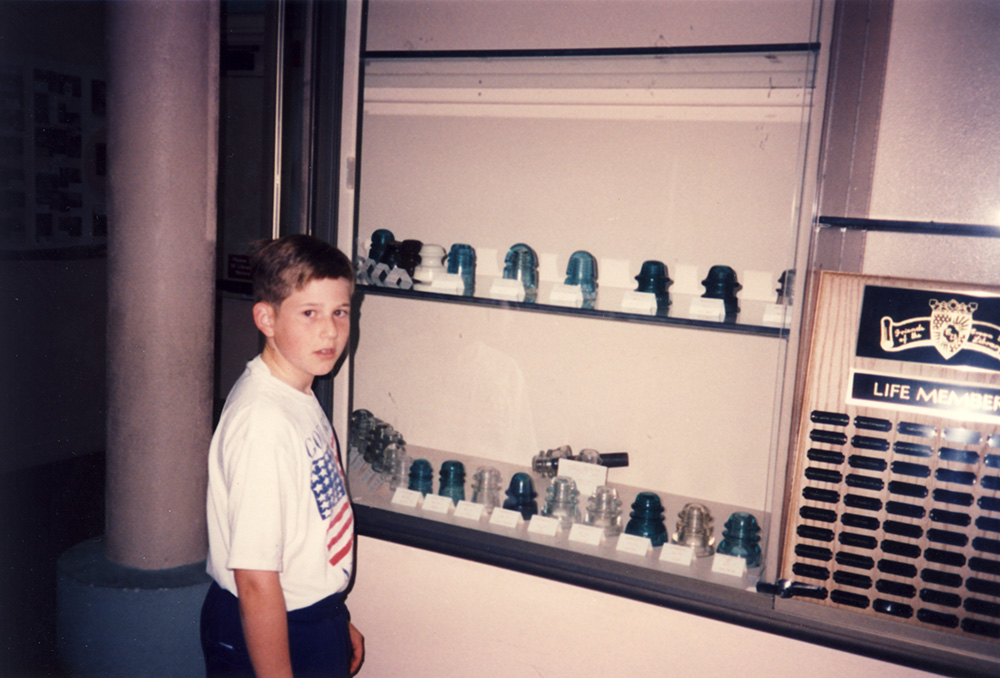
[201,235,364,677]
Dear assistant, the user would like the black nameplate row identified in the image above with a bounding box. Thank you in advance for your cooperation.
[789,408,1000,639]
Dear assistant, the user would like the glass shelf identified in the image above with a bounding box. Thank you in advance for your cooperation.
[364,45,819,93]
[357,282,790,337]
[818,215,1000,239]
[348,443,770,589]
[365,43,821,61]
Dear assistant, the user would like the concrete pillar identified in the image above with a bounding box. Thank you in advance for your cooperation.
[57,2,219,675]
[104,0,218,568]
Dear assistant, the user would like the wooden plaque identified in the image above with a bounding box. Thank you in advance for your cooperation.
[781,272,1000,641]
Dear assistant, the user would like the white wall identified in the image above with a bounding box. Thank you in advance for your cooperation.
[869,0,1000,227]
[862,0,1000,285]
[349,537,936,678]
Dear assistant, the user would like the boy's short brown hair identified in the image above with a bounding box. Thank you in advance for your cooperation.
[249,234,354,305]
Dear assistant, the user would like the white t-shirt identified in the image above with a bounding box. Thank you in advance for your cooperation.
[206,356,355,611]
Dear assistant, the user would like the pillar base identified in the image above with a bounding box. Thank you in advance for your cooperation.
[56,537,211,677]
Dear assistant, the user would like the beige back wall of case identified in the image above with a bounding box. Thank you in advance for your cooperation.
[354,295,784,510]
[365,0,820,51]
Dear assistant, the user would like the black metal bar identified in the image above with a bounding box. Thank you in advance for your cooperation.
[818,216,1000,239]
[365,42,821,61]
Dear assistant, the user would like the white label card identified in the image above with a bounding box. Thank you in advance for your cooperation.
[711,553,748,578]
[548,284,584,308]
[489,507,522,528]
[688,297,725,321]
[489,278,526,302]
[621,290,658,315]
[615,533,650,556]
[557,459,608,498]
[421,494,454,514]
[390,487,422,508]
[429,273,465,296]
[660,543,694,566]
[454,501,485,521]
[527,515,560,536]
[568,523,604,546]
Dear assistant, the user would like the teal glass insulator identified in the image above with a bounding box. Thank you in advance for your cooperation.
[502,243,538,302]
[502,472,538,519]
[564,250,598,308]
[634,260,672,308]
[701,264,741,315]
[776,269,795,305]
[717,511,762,568]
[624,491,668,546]
[407,458,434,496]
[368,229,395,261]
[446,243,476,296]
[438,460,466,505]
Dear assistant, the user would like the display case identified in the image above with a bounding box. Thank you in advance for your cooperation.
[325,2,997,675]
[346,42,814,576]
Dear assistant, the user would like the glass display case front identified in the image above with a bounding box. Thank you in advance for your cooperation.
[343,45,820,602]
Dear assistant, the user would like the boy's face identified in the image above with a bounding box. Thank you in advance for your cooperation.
[254,276,352,393]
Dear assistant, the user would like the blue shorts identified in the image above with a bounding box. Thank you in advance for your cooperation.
[200,581,352,677]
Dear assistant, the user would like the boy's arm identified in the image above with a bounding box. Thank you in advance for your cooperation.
[235,569,293,678]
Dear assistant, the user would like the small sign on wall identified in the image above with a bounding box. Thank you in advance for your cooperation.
[227,254,251,281]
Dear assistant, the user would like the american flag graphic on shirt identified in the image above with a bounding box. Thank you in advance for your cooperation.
[309,438,354,574]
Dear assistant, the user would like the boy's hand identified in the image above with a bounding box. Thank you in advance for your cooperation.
[348,621,365,674]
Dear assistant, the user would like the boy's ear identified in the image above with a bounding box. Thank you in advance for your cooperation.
[252,301,277,337]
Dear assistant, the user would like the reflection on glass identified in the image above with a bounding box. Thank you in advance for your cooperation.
[438,460,467,505]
